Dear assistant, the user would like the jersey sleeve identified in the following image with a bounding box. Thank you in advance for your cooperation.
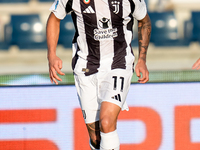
[132,0,147,20]
[49,0,68,20]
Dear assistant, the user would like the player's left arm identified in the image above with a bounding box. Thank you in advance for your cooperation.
[135,13,151,83]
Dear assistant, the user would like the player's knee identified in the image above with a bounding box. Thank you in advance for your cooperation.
[100,117,116,133]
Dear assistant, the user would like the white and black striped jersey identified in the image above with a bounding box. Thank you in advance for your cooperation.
[50,0,147,76]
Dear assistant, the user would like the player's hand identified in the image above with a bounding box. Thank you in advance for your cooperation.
[135,60,149,83]
[192,58,200,70]
[48,55,65,85]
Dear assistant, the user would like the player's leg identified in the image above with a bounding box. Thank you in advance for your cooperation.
[100,102,120,133]
[74,73,101,149]
[98,69,133,150]
[86,121,101,149]
[99,101,121,150]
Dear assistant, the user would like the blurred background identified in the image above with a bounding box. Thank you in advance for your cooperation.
[0,1,200,150]
[0,0,200,85]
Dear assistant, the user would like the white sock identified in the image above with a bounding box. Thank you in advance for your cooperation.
[90,140,100,150]
[100,130,120,150]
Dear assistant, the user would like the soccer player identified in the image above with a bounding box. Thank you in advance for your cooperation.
[192,58,200,70]
[47,0,151,149]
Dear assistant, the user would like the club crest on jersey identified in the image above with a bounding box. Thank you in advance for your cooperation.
[83,0,90,4]
[111,1,120,14]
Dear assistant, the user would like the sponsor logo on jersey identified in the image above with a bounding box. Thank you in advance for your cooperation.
[94,17,118,41]
[111,1,120,14]
[94,28,118,41]
[83,0,90,4]
[83,6,95,13]
[98,17,110,29]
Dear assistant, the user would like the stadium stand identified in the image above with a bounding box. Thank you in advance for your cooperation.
[0,24,12,50]
[131,34,139,47]
[131,20,139,47]
[149,11,190,46]
[0,0,29,3]
[0,42,9,50]
[191,11,200,42]
[58,14,75,48]
[0,0,200,77]
[184,20,193,45]
[183,11,200,45]
[6,14,47,49]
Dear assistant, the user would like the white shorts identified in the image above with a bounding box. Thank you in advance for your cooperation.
[74,69,133,124]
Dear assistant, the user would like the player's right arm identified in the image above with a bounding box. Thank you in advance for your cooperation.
[47,12,65,85]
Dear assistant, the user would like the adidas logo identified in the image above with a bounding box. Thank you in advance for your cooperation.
[111,94,121,102]
[83,6,95,13]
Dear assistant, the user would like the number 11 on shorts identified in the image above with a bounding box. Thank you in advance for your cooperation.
[112,76,124,92]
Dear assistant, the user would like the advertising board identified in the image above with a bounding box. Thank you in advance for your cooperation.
[0,82,200,150]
